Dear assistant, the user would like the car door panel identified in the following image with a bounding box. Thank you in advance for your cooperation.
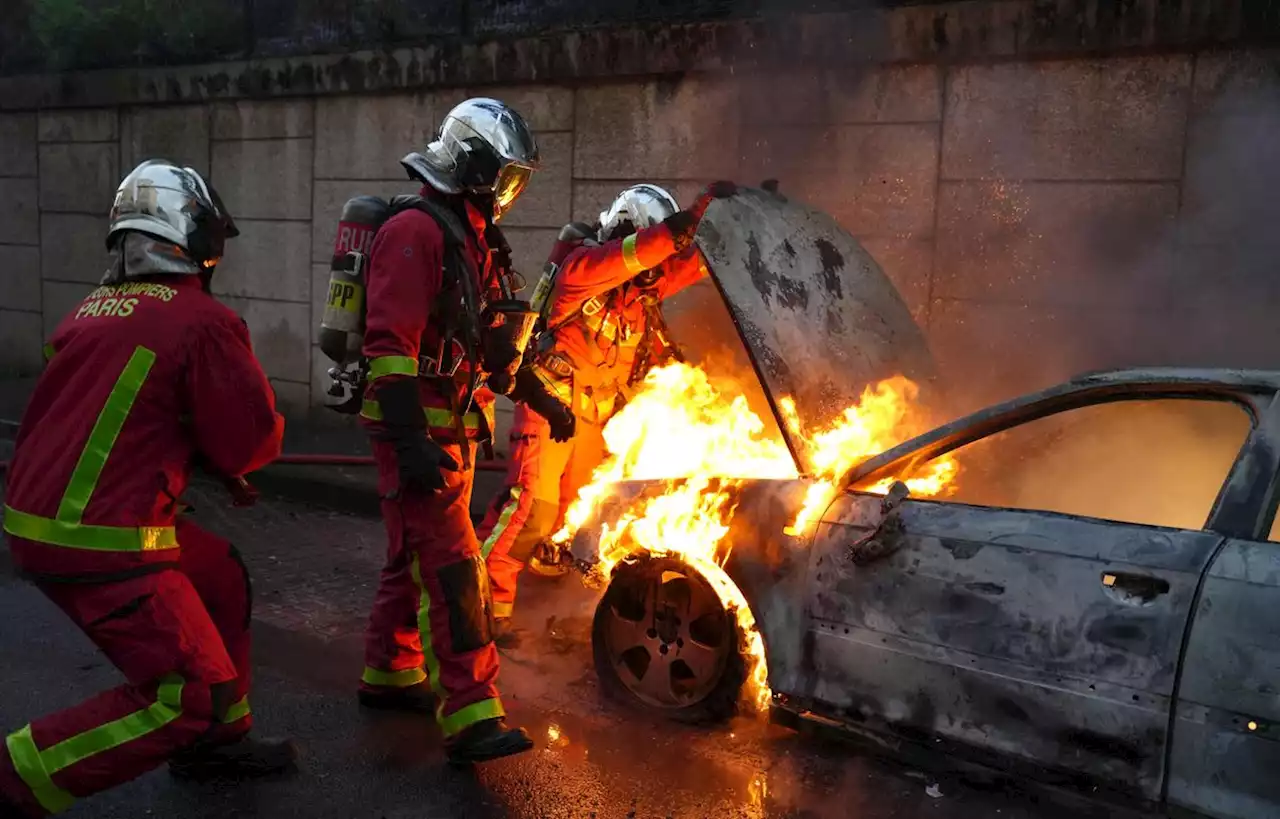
[1168,538,1280,819]
[800,492,1224,800]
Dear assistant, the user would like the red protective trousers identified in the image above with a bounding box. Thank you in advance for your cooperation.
[0,520,252,817]
[477,403,606,619]
[360,440,505,736]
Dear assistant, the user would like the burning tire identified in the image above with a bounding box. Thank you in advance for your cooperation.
[591,554,747,723]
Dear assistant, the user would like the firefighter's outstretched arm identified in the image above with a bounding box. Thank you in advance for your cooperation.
[364,212,459,494]
[555,216,690,305]
[653,245,710,301]
[643,181,737,300]
[186,315,284,479]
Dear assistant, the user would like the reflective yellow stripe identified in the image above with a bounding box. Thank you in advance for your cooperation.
[2,507,177,552]
[481,487,523,560]
[58,347,156,524]
[2,346,172,554]
[410,556,448,727]
[621,233,645,275]
[368,356,418,381]
[42,343,55,362]
[5,675,183,814]
[359,400,481,430]
[492,600,514,619]
[220,695,250,724]
[42,677,184,773]
[440,698,505,737]
[5,726,73,814]
[360,666,427,688]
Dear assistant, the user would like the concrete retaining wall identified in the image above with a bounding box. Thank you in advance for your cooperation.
[3,8,1280,429]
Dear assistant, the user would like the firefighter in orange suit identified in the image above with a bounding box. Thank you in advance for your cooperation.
[476,182,738,646]
[354,98,572,764]
[0,160,295,818]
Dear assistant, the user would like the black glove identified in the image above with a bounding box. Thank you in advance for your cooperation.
[511,367,576,443]
[373,377,460,493]
[663,210,698,252]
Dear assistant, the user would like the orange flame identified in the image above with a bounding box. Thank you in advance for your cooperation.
[555,363,958,713]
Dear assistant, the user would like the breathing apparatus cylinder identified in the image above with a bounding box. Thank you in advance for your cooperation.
[320,196,390,366]
[319,197,391,411]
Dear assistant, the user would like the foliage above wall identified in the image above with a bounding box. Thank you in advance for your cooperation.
[22,0,243,71]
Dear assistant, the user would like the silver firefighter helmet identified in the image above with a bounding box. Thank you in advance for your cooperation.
[106,159,239,270]
[598,183,679,242]
[401,97,540,222]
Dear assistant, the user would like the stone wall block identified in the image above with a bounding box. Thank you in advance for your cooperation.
[314,90,468,180]
[0,178,39,244]
[213,99,314,140]
[942,56,1193,180]
[0,309,43,376]
[826,64,943,123]
[215,221,313,303]
[211,138,314,221]
[222,296,311,382]
[750,124,938,236]
[0,114,37,177]
[0,245,41,312]
[934,181,1180,307]
[38,143,118,213]
[858,235,933,322]
[120,105,210,175]
[40,213,109,285]
[574,78,739,179]
[38,109,117,143]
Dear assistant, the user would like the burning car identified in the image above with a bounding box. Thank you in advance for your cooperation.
[558,188,1279,819]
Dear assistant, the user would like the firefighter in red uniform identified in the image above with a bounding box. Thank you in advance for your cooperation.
[476,182,737,644]
[354,98,572,763]
[0,160,294,818]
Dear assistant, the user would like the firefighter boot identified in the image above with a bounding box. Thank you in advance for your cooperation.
[169,736,298,782]
[446,718,534,765]
[358,681,437,714]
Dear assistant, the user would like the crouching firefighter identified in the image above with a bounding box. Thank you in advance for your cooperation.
[0,160,294,818]
[476,181,738,646]
[352,98,572,764]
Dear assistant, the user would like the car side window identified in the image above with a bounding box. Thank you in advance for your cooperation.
[910,399,1253,531]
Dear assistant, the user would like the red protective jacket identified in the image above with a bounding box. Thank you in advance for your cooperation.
[3,275,283,579]
[358,188,502,442]
[538,222,706,421]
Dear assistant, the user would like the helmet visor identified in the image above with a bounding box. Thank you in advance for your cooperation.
[493,163,533,221]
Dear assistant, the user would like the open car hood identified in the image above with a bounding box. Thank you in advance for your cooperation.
[665,186,938,475]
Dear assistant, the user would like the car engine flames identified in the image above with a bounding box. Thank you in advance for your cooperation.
[554,362,959,712]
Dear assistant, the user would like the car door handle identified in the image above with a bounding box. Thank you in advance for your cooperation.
[1102,572,1171,606]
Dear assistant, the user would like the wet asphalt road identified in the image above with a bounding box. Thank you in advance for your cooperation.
[0,484,1106,819]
